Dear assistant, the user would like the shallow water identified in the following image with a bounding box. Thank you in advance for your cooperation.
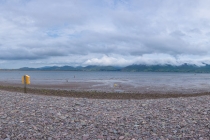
[1,71,210,93]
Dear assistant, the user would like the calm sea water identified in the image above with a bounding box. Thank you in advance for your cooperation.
[1,71,210,93]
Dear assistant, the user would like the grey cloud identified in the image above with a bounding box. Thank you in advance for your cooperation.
[189,28,202,34]
[0,50,46,60]
[1,0,210,68]
[205,32,210,36]
[170,30,186,37]
[0,44,69,60]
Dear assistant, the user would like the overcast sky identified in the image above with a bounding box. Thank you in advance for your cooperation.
[1,0,210,68]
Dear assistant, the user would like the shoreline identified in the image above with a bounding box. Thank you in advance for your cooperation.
[0,84,210,100]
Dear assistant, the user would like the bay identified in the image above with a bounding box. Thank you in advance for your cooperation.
[0,71,210,93]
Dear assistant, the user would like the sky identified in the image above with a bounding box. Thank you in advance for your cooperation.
[1,0,210,68]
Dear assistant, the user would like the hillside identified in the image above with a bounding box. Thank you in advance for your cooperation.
[9,64,210,73]
[122,64,210,72]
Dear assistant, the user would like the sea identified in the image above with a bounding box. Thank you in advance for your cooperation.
[0,71,210,93]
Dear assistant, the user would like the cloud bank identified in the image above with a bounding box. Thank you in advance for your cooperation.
[1,0,210,68]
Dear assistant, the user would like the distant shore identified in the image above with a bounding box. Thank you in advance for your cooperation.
[3,64,210,73]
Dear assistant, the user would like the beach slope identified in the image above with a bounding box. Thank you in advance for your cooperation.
[0,90,210,139]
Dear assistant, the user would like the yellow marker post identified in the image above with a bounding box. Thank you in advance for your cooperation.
[22,75,30,93]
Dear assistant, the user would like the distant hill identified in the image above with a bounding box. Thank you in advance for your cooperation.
[122,64,210,73]
[14,64,210,73]
[18,65,121,71]
[80,65,121,71]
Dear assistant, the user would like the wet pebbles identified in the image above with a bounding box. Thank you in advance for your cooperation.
[0,90,210,139]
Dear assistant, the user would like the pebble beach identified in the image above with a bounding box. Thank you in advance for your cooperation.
[0,90,210,140]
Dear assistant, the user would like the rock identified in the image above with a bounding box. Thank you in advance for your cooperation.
[1,114,7,119]
[206,123,210,129]
[59,116,66,119]
[141,121,146,124]
[82,134,89,140]
[119,136,125,140]
[124,133,129,136]
[173,130,177,134]
[142,104,146,107]
[97,135,104,139]
[32,125,38,130]
[10,110,19,113]
[107,136,116,140]
[81,120,86,126]
[2,121,7,124]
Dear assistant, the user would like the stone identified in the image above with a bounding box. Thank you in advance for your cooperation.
[1,114,7,119]
[81,120,86,126]
[59,116,66,119]
[10,110,19,113]
[83,134,89,140]
[119,136,125,140]
[97,135,104,139]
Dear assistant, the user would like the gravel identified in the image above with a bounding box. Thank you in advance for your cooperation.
[0,90,210,139]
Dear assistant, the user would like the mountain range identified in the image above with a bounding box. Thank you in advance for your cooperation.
[12,64,210,73]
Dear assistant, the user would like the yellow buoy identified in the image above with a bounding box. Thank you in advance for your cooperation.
[22,75,30,93]
[22,75,30,84]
